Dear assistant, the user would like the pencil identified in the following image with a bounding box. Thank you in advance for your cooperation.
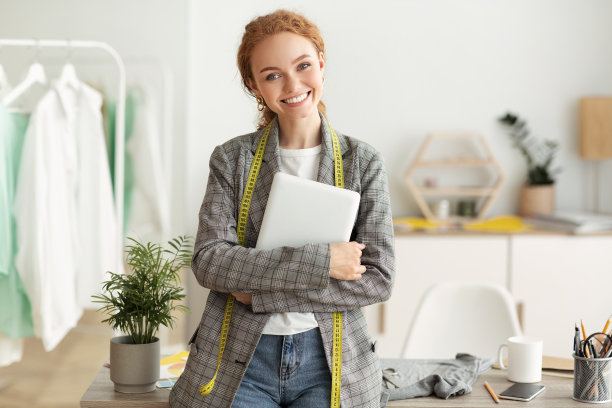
[484,381,499,403]
[581,320,588,342]
[603,315,612,334]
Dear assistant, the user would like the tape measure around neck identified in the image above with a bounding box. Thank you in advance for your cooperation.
[200,118,344,408]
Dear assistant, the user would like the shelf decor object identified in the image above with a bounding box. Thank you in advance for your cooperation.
[579,97,612,159]
[405,132,504,222]
[579,97,612,212]
[498,112,559,217]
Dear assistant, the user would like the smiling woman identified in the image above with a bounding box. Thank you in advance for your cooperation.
[169,9,395,408]
[237,10,327,133]
[247,32,325,148]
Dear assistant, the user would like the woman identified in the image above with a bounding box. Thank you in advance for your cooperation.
[170,9,395,408]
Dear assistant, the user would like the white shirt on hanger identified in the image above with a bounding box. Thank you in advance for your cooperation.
[14,79,118,351]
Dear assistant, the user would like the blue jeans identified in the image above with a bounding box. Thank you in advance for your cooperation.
[231,328,332,408]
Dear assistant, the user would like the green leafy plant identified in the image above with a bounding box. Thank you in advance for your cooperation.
[499,112,560,185]
[92,236,192,344]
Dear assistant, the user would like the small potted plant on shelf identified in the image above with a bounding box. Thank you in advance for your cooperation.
[92,236,192,393]
[499,112,560,217]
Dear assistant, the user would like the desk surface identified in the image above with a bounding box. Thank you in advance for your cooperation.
[80,365,170,408]
[389,369,604,408]
[81,366,609,408]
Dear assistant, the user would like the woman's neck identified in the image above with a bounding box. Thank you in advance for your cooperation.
[277,111,322,149]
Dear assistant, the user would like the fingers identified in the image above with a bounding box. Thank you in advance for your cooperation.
[353,265,367,280]
[330,264,367,281]
[231,292,252,305]
[329,241,367,281]
[350,241,366,259]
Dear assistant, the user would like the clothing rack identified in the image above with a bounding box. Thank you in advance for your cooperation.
[39,55,174,187]
[0,38,126,274]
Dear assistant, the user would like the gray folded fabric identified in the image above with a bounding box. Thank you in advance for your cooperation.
[379,353,493,406]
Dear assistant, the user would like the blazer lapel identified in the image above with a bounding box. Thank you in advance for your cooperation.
[248,120,281,239]
[317,112,350,186]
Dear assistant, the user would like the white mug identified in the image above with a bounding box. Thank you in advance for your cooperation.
[497,336,543,383]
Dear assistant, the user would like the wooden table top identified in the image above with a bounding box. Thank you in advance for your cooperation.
[80,365,170,408]
[80,365,608,407]
[388,368,606,408]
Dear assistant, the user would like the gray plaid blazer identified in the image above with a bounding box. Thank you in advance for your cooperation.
[170,115,395,407]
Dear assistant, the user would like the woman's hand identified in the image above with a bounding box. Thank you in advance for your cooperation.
[329,241,366,281]
[232,292,252,305]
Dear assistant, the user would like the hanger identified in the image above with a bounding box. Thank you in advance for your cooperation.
[58,40,79,89]
[0,64,10,98]
[2,41,48,107]
[0,46,11,98]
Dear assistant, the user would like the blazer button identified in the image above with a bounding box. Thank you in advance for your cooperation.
[190,342,199,356]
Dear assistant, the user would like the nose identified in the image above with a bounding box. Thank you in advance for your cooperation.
[283,73,299,93]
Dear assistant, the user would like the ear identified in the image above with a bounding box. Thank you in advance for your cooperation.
[318,52,325,75]
[246,77,259,94]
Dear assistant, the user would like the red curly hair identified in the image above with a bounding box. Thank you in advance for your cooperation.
[237,9,327,129]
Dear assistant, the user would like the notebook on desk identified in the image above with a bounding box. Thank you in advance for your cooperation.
[255,172,361,250]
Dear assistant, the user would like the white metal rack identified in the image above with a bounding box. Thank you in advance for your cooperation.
[0,38,126,273]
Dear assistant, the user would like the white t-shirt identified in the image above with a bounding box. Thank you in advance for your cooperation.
[261,144,322,335]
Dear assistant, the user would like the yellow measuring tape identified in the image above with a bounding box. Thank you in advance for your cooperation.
[200,118,344,408]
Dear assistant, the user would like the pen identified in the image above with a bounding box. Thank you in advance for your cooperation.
[604,343,612,358]
[604,314,612,334]
[575,323,581,356]
[584,340,591,358]
[589,340,597,359]
[484,381,499,403]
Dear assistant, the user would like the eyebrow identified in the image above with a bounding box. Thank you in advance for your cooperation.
[259,54,312,73]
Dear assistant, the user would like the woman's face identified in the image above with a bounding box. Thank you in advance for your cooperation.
[248,32,325,122]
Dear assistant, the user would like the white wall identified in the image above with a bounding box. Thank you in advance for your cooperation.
[3,0,612,339]
[185,0,612,333]
[186,0,612,230]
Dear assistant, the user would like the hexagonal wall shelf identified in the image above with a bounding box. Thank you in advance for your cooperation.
[405,132,504,222]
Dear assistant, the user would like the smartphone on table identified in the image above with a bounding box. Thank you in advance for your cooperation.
[498,383,546,401]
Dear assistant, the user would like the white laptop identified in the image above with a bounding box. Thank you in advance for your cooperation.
[255,172,361,250]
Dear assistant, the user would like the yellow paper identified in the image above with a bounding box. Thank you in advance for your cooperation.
[393,217,439,230]
[463,215,530,232]
[160,350,189,366]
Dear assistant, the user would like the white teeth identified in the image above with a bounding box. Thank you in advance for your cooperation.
[284,92,308,104]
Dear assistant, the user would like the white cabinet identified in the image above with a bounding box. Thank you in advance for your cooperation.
[366,235,508,358]
[511,235,612,358]
[370,232,612,359]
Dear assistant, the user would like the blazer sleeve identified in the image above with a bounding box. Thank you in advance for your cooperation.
[251,150,395,313]
[192,144,332,293]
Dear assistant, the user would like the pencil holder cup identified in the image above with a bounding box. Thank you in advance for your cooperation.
[573,354,612,403]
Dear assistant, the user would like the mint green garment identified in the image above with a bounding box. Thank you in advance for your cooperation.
[104,93,136,232]
[0,103,34,338]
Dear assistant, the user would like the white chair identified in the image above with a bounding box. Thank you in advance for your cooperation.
[401,282,523,360]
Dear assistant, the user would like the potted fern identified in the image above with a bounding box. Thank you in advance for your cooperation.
[499,112,560,216]
[92,236,192,393]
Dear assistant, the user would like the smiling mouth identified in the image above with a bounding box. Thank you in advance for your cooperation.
[282,91,310,104]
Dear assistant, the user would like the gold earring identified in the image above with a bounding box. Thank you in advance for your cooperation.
[256,95,265,111]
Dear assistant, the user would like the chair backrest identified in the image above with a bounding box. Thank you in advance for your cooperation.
[401,282,523,359]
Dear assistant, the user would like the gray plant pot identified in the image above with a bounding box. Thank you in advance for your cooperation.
[110,335,160,393]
